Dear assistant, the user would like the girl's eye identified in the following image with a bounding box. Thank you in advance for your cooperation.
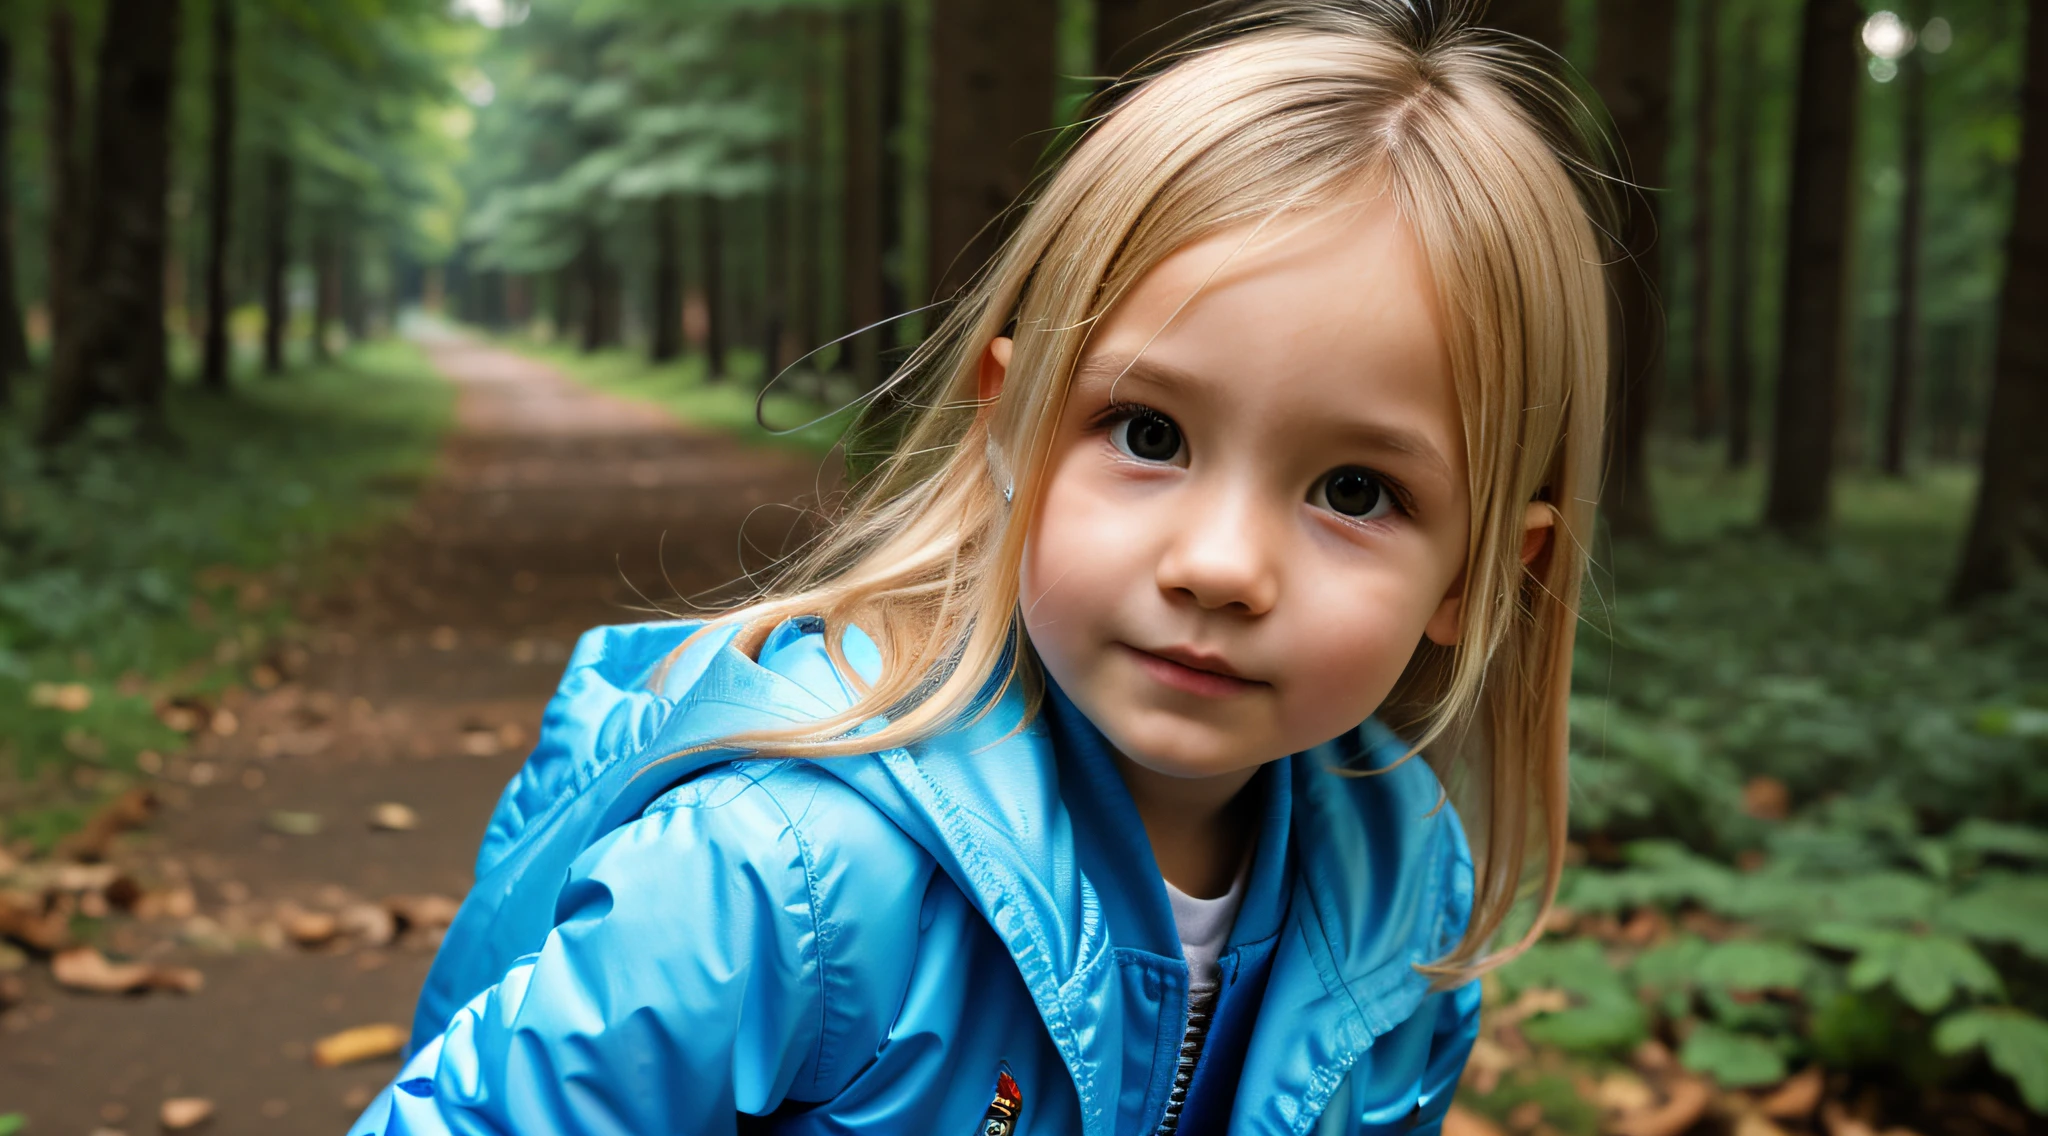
[1312,467,1395,520]
[1109,409,1185,464]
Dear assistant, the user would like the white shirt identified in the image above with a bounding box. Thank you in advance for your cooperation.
[1164,857,1251,994]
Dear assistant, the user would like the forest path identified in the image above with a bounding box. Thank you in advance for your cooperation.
[2,335,825,1135]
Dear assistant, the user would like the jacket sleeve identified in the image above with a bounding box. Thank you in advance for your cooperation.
[346,774,827,1136]
[1407,978,1483,1134]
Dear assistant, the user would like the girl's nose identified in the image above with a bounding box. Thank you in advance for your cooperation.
[1154,484,1281,615]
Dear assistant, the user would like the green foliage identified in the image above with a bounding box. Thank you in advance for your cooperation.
[0,345,450,803]
[1679,1022,1787,1087]
[1934,1008,2048,1112]
[1493,463,2048,1115]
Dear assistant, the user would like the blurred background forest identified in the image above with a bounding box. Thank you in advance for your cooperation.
[0,0,2045,1134]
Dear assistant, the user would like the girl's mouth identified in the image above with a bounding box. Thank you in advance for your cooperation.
[1120,643,1264,698]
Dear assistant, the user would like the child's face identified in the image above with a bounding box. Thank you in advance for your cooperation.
[1012,195,1474,782]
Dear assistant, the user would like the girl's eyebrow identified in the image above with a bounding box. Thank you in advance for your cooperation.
[1073,352,1455,487]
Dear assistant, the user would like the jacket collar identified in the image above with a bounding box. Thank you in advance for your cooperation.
[730,621,1472,1136]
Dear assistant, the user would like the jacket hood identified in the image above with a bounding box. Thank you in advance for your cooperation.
[420,617,1473,1134]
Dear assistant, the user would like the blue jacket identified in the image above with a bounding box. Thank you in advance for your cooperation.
[348,617,1480,1135]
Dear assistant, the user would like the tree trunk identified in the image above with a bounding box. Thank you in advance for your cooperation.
[312,226,338,361]
[763,185,788,386]
[927,0,1056,301]
[651,194,683,363]
[46,10,80,369]
[1095,0,1211,80]
[1482,0,1569,57]
[792,16,825,366]
[1764,0,1862,535]
[842,2,885,389]
[1725,10,1759,468]
[879,1,906,328]
[38,0,183,445]
[1593,0,1679,540]
[342,242,368,340]
[580,236,603,353]
[200,0,237,391]
[1950,1,2048,602]
[1883,22,1926,477]
[702,196,727,380]
[0,32,31,392]
[261,151,291,376]
[1688,0,1719,442]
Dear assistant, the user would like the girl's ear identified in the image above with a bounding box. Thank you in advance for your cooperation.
[978,336,1014,406]
[1424,503,1558,647]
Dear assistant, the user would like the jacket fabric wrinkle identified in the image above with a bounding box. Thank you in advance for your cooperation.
[349,617,1482,1136]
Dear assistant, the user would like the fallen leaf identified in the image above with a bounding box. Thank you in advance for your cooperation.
[0,973,22,1009]
[385,893,460,933]
[313,1022,407,1067]
[429,626,459,651]
[1757,1067,1825,1120]
[282,908,340,947]
[209,708,239,737]
[1442,1105,1508,1136]
[0,889,74,951]
[1822,1103,1880,1136]
[29,681,93,712]
[266,810,324,837]
[1609,1076,1712,1136]
[460,728,501,757]
[1506,1101,1543,1131]
[159,1097,214,1130]
[59,789,158,863]
[339,902,397,946]
[1587,1071,1656,1114]
[368,802,418,832]
[51,947,202,995]
[1741,776,1790,821]
[1734,1112,1793,1136]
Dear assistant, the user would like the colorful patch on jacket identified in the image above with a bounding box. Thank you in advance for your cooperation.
[977,1063,1023,1136]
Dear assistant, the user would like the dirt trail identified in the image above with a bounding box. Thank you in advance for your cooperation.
[1,337,825,1134]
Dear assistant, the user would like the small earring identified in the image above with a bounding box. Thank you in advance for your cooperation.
[986,437,1015,505]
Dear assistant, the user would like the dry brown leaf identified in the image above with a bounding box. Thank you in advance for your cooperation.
[159,1096,215,1130]
[0,972,23,1009]
[53,947,159,994]
[313,1022,407,1067]
[1757,1067,1825,1120]
[1506,1101,1544,1131]
[1733,1112,1793,1136]
[339,902,397,946]
[1586,1071,1656,1114]
[282,908,340,947]
[368,802,418,832]
[0,889,75,951]
[386,893,461,932]
[1822,1103,1879,1136]
[1620,908,1671,946]
[29,681,93,712]
[460,728,501,757]
[1608,1076,1712,1136]
[1741,776,1790,821]
[59,789,158,863]
[1443,1105,1509,1136]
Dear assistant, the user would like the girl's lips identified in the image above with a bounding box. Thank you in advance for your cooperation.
[1120,643,1264,698]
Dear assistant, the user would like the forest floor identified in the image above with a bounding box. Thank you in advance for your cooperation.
[0,334,824,1135]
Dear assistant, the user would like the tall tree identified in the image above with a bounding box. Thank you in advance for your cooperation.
[45,10,80,368]
[312,226,338,361]
[1883,7,1928,477]
[927,0,1057,301]
[702,196,727,379]
[841,1,886,389]
[261,151,291,376]
[1724,8,1760,468]
[1687,0,1719,442]
[0,31,30,391]
[1951,0,2047,603]
[39,0,185,445]
[201,0,239,392]
[1593,0,1679,540]
[1483,0,1569,57]
[1095,0,1211,80]
[651,194,683,363]
[1764,0,1863,534]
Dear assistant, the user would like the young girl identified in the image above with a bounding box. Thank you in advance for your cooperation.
[352,2,1607,1132]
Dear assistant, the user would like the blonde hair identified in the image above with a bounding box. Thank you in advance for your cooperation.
[668,0,1608,980]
